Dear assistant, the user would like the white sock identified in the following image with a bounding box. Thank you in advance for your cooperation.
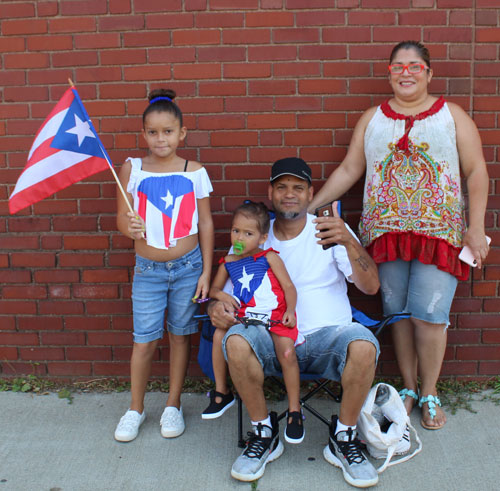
[252,416,272,428]
[336,420,356,435]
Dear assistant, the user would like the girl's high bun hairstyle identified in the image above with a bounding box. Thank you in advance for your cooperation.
[143,88,183,126]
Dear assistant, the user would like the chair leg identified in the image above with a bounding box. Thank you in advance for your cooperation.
[273,378,337,427]
[237,393,245,448]
[300,401,330,426]
[299,380,338,426]
[235,378,342,446]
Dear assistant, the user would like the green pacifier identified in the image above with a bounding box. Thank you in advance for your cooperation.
[234,241,245,255]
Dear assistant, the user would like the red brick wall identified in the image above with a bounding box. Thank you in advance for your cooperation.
[1,1,498,380]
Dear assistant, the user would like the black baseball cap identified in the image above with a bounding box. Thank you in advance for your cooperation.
[270,157,312,184]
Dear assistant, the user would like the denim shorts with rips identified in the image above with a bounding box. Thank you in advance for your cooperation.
[378,258,458,327]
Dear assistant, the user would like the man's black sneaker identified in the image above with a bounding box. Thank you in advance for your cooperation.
[231,411,284,482]
[323,415,378,488]
[201,390,235,420]
[284,410,305,444]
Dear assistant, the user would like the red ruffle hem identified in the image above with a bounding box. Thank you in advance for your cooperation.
[367,232,469,281]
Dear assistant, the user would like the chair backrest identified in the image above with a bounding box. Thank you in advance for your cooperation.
[351,307,410,337]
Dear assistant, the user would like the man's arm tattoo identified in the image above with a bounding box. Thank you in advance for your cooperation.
[355,255,370,272]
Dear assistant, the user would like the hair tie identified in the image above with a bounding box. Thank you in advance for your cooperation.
[149,96,172,104]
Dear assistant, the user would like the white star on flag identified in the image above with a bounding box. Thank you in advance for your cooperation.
[238,267,254,293]
[161,190,173,209]
[66,114,96,146]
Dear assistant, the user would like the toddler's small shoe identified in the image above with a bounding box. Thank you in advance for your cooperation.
[202,390,235,419]
[114,409,145,442]
[284,410,305,444]
[160,406,185,438]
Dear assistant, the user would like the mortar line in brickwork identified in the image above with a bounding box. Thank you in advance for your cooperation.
[470,1,476,119]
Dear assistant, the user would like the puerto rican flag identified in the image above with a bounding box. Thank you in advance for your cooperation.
[225,251,285,323]
[137,174,196,249]
[9,87,112,214]
[225,251,304,344]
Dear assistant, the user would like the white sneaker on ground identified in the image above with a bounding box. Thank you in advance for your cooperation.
[114,409,145,442]
[160,406,185,438]
[395,424,411,455]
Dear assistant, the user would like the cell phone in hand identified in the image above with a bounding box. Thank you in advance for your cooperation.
[458,236,491,267]
[314,201,341,250]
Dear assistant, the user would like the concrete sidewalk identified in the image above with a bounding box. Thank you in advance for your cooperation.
[1,391,499,491]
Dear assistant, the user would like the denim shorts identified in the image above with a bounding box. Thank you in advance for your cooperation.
[378,259,458,326]
[222,322,379,382]
[131,245,202,343]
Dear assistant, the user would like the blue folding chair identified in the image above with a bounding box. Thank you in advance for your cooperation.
[197,199,410,445]
[195,308,410,447]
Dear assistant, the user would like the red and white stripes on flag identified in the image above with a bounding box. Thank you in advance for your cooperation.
[9,87,112,214]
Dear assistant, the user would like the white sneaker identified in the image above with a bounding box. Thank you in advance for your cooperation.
[160,406,185,438]
[114,409,145,442]
[394,424,411,455]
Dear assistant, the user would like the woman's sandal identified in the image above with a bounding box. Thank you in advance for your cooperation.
[419,394,445,430]
[399,388,419,415]
[399,388,419,403]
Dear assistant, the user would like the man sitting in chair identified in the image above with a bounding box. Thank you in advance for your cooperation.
[208,157,381,488]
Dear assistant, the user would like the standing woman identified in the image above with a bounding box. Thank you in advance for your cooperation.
[310,41,489,430]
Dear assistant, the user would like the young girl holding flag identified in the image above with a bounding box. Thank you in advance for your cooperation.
[114,89,214,442]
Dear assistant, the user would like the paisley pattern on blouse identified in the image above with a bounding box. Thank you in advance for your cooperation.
[360,139,465,248]
[360,99,466,250]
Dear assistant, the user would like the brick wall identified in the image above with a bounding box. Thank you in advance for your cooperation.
[0,0,498,381]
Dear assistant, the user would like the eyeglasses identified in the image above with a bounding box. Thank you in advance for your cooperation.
[388,63,428,75]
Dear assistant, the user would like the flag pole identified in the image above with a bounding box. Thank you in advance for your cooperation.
[67,78,135,216]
